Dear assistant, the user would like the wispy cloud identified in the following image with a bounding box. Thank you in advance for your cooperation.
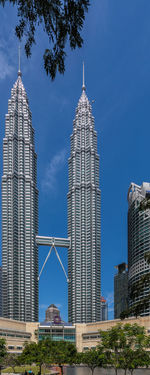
[0,51,14,79]
[106,291,114,313]
[39,304,48,310]
[42,149,66,192]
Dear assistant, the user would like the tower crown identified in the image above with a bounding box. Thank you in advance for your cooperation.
[18,45,22,77]
[76,63,92,115]
[82,62,86,91]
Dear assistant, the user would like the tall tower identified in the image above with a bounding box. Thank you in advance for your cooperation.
[128,182,150,316]
[114,263,128,319]
[68,66,101,323]
[2,69,38,322]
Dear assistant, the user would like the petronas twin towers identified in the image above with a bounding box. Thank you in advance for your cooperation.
[68,76,101,323]
[2,66,101,323]
[2,70,38,321]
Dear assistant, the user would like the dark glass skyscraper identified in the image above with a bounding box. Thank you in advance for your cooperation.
[128,182,150,316]
[68,69,101,323]
[114,263,128,319]
[2,70,38,321]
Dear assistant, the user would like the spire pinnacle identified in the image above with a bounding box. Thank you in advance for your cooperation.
[18,45,22,77]
[82,61,86,91]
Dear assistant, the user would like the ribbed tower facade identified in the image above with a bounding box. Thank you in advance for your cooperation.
[128,182,150,316]
[2,70,38,322]
[68,71,101,323]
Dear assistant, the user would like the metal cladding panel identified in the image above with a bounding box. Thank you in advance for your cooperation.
[36,236,70,248]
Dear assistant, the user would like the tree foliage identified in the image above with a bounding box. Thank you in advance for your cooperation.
[79,347,106,375]
[0,339,7,375]
[19,339,53,373]
[3,353,20,373]
[99,323,150,375]
[0,0,90,80]
[19,338,77,375]
[51,340,77,375]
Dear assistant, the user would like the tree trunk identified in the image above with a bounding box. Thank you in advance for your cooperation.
[60,365,63,375]
[91,367,95,375]
[0,365,1,375]
[115,369,118,375]
[39,364,42,375]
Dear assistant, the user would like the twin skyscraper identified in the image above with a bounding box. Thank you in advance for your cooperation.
[1,66,101,323]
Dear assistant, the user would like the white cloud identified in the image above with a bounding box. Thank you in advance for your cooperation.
[42,148,66,192]
[39,304,48,310]
[0,26,18,80]
[0,51,14,79]
[105,291,114,313]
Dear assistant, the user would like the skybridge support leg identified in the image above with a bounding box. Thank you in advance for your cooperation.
[37,235,70,283]
[38,245,53,280]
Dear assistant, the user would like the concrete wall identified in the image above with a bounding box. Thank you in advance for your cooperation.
[0,317,38,353]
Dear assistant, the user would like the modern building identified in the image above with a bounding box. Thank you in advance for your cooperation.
[75,315,150,352]
[114,263,128,319]
[45,304,60,322]
[0,317,38,354]
[2,69,38,322]
[101,297,108,321]
[68,67,101,323]
[128,182,150,316]
[0,267,2,316]
[39,303,75,342]
[38,321,76,343]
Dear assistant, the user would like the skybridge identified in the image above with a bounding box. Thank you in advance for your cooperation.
[36,235,71,283]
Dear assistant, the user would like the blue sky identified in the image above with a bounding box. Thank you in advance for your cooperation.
[1,0,150,321]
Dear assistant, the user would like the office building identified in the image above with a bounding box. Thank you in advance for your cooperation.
[38,321,75,343]
[75,315,150,352]
[68,67,101,323]
[2,69,38,322]
[0,317,38,353]
[45,304,60,322]
[39,304,75,342]
[128,182,150,316]
[114,263,128,319]
[101,297,108,321]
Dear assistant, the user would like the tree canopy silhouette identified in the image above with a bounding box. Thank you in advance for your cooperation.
[0,0,90,79]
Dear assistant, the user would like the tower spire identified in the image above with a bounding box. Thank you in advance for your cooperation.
[18,45,22,77]
[82,61,86,91]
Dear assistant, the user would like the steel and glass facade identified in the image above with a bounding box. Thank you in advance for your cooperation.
[128,182,150,315]
[114,263,128,319]
[68,81,101,323]
[2,71,38,322]
[38,322,75,343]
